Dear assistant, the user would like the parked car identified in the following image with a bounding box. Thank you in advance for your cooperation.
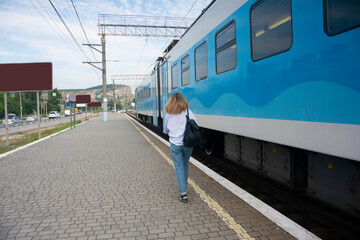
[48,111,60,119]
[2,114,21,124]
[65,110,71,116]
[25,115,38,122]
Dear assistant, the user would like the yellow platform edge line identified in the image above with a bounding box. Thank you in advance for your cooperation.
[128,118,255,240]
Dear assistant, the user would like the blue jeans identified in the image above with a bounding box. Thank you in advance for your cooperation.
[170,143,193,195]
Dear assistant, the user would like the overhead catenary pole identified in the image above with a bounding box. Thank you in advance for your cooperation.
[82,43,104,121]
[101,34,108,122]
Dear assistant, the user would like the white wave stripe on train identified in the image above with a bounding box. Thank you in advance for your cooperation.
[127,116,254,239]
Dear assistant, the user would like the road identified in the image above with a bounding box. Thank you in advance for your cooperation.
[0,113,94,137]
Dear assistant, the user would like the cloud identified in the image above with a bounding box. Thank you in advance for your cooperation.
[0,48,19,57]
[0,0,212,90]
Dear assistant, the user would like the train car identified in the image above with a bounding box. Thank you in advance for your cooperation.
[135,74,154,123]
[135,0,360,215]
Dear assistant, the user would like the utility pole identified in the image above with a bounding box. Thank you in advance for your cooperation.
[82,43,106,121]
[125,91,128,111]
[101,34,108,121]
[113,79,116,113]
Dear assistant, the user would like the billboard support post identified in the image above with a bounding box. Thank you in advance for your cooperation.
[70,104,73,129]
[4,92,9,146]
[36,91,41,139]
[19,92,22,119]
[74,105,76,128]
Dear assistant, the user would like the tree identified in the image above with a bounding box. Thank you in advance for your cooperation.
[8,92,20,116]
[22,92,37,115]
[108,99,114,111]
[0,92,4,119]
[47,89,61,112]
[0,92,40,119]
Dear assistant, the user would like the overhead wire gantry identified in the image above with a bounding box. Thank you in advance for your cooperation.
[111,75,147,111]
[98,14,194,37]
[84,14,195,118]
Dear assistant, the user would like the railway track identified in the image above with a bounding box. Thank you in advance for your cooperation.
[126,112,360,240]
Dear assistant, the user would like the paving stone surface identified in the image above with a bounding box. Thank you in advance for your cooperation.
[0,114,294,240]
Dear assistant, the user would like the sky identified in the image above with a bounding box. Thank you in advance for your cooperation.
[0,0,212,90]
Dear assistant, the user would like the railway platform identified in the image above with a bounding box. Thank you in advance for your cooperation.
[0,113,318,240]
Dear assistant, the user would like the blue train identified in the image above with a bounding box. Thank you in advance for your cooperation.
[135,0,360,215]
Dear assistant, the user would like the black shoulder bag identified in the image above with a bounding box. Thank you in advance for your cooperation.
[183,109,201,147]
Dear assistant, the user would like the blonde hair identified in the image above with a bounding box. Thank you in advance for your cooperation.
[165,93,189,114]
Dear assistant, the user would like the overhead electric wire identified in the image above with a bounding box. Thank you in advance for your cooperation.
[28,0,102,82]
[32,0,101,82]
[70,0,89,43]
[135,0,169,74]
[177,0,200,27]
[48,0,89,60]
[68,0,101,80]
[70,0,100,64]
[29,0,78,54]
[56,0,82,36]
[50,0,85,49]
[146,0,200,73]
[48,0,102,80]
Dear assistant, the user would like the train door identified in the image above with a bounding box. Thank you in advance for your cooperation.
[160,61,168,127]
[156,64,162,128]
[151,72,157,127]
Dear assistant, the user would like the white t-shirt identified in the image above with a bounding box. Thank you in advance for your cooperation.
[163,109,198,146]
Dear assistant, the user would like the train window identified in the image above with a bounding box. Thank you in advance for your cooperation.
[195,42,208,81]
[171,64,178,89]
[216,21,237,74]
[181,55,190,86]
[250,0,292,62]
[324,0,360,36]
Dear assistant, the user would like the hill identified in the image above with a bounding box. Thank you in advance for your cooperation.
[59,84,125,92]
[44,84,134,107]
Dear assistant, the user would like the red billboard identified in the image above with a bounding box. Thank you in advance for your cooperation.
[0,62,52,92]
[75,94,91,104]
[88,102,102,107]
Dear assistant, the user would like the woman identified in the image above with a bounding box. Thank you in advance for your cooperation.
[163,93,198,203]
